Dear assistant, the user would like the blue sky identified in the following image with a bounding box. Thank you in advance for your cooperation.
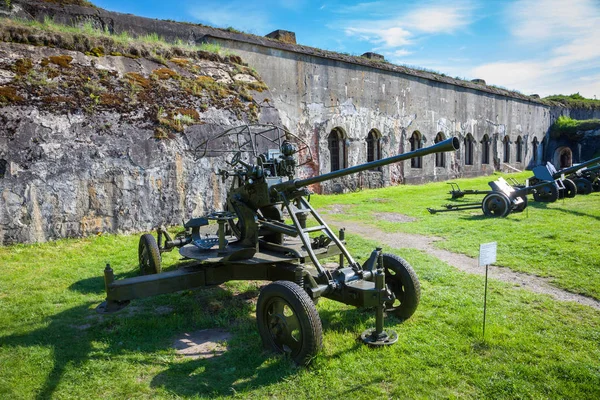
[92,0,600,98]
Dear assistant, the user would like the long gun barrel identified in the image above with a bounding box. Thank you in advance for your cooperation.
[275,137,460,191]
[552,156,600,179]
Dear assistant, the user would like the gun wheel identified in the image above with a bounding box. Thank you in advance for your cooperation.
[482,192,511,217]
[592,178,600,192]
[533,183,559,202]
[560,179,577,198]
[257,281,323,365]
[382,253,421,319]
[138,233,162,275]
[574,177,593,195]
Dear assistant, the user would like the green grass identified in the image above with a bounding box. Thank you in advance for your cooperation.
[545,93,600,109]
[311,171,600,300]
[1,175,600,398]
[549,115,600,140]
[2,16,228,56]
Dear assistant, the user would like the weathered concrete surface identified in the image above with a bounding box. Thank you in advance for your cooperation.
[3,0,555,193]
[0,40,280,245]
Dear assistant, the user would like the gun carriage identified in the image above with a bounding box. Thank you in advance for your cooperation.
[98,124,460,365]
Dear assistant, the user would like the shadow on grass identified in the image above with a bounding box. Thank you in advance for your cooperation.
[0,282,296,399]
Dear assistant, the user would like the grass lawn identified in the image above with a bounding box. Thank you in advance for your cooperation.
[1,173,599,399]
[312,171,600,300]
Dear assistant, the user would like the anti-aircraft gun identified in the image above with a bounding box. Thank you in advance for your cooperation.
[98,124,460,365]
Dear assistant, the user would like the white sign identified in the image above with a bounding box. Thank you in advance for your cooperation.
[479,242,497,266]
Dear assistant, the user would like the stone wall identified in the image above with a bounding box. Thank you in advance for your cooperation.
[0,35,279,244]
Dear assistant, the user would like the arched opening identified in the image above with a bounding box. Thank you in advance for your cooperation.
[554,146,572,169]
[532,137,539,163]
[328,127,347,171]
[366,129,382,170]
[434,132,445,167]
[481,134,490,165]
[515,136,523,163]
[409,131,423,168]
[503,136,511,163]
[464,133,475,165]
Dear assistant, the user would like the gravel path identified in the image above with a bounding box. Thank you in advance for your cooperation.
[327,216,600,311]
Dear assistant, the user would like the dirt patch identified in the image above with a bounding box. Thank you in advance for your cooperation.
[329,217,600,311]
[173,329,232,359]
[321,204,352,215]
[372,212,417,223]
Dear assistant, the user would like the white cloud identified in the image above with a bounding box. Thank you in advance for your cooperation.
[403,5,472,33]
[464,0,600,97]
[187,3,271,33]
[345,26,412,47]
[342,1,476,50]
[509,0,598,41]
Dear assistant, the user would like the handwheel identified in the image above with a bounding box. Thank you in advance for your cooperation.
[560,179,577,199]
[533,183,559,203]
[482,192,511,217]
[573,177,593,195]
[256,281,323,365]
[138,233,162,275]
[382,253,421,319]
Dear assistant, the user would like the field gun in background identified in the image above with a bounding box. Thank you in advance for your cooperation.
[98,124,460,365]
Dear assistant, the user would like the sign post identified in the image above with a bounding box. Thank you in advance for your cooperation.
[479,242,497,340]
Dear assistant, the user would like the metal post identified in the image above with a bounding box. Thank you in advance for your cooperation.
[482,264,489,340]
[339,228,345,268]
[217,219,226,253]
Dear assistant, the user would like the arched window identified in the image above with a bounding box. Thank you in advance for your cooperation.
[464,133,475,165]
[481,134,490,165]
[434,132,445,167]
[366,129,382,169]
[515,136,523,163]
[328,127,347,172]
[409,131,423,168]
[532,137,539,163]
[503,136,511,163]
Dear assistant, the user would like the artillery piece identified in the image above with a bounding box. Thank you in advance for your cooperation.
[564,162,600,194]
[98,124,460,365]
[527,155,600,202]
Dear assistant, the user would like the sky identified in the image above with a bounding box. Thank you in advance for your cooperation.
[92,0,600,98]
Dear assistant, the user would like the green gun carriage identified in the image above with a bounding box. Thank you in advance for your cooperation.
[98,124,459,365]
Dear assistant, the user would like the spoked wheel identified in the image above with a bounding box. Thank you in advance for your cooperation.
[533,183,559,203]
[382,253,421,319]
[512,194,528,213]
[574,177,593,195]
[256,281,323,365]
[482,192,511,217]
[560,179,577,199]
[138,233,161,275]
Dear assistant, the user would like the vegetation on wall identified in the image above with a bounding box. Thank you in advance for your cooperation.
[544,93,600,109]
[41,0,96,6]
[549,115,600,139]
[0,17,269,136]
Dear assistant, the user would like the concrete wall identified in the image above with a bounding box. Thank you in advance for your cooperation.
[215,40,552,189]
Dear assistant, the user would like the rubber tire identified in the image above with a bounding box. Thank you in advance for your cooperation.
[512,194,528,213]
[382,253,421,319]
[560,179,577,199]
[482,192,511,217]
[256,281,323,366]
[533,183,559,203]
[574,178,593,195]
[138,233,161,275]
